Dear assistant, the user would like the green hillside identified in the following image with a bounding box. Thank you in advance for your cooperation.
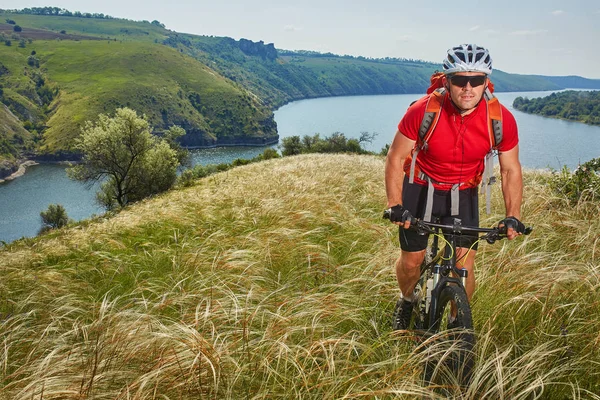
[0,154,598,398]
[1,10,169,42]
[34,40,276,154]
[0,13,277,163]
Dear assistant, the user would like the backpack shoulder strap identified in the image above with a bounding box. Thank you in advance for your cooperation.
[481,88,504,214]
[408,88,446,184]
[484,88,502,148]
[419,87,446,145]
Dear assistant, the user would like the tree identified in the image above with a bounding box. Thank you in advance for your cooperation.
[40,204,70,231]
[67,108,183,210]
[281,135,302,156]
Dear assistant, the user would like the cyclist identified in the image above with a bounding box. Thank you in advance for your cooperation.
[385,44,526,329]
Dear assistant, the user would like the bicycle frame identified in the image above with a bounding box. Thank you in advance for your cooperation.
[414,218,499,332]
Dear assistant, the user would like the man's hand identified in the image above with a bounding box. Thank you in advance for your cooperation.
[389,204,414,229]
[499,216,525,240]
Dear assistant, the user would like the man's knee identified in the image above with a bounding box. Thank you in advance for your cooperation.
[400,250,425,270]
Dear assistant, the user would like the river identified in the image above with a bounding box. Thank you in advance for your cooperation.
[1,90,599,243]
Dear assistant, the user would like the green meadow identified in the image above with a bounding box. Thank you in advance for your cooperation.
[1,12,169,42]
[1,154,598,399]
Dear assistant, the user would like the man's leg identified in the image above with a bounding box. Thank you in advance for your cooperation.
[393,249,426,329]
[395,249,426,299]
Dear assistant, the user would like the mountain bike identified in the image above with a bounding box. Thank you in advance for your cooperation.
[383,210,532,386]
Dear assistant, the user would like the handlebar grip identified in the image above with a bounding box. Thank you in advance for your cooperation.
[498,225,533,235]
[382,209,391,220]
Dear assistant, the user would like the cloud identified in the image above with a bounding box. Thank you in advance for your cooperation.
[510,29,548,36]
[469,25,480,32]
[551,10,564,16]
[284,24,302,32]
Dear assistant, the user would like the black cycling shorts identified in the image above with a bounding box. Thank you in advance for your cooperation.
[399,177,480,252]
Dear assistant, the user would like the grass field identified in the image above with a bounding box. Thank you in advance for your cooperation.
[0,154,598,399]
[0,12,169,42]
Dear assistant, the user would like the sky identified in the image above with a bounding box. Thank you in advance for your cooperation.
[5,0,600,79]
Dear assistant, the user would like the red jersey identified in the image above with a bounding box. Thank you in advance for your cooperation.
[398,92,518,190]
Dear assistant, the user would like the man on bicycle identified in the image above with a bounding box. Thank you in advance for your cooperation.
[385,44,525,329]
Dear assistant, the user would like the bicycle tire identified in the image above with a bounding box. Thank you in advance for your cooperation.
[424,284,475,388]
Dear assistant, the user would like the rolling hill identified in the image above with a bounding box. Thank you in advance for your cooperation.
[0,153,598,398]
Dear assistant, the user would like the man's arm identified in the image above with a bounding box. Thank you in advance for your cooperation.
[385,131,415,226]
[498,145,523,239]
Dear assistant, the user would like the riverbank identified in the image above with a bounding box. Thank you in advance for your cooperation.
[0,136,280,183]
[0,160,38,184]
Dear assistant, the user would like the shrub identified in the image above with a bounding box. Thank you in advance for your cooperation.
[259,147,280,160]
[13,25,22,32]
[549,158,600,204]
[40,204,70,231]
[281,132,372,156]
[177,169,196,188]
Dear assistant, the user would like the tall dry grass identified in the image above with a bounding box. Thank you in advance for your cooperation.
[0,154,598,399]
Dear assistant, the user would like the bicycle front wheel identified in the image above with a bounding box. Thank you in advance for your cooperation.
[425,284,475,388]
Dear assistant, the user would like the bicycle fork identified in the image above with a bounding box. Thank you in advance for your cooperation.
[426,264,469,329]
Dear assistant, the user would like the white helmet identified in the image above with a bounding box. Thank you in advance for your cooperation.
[443,44,493,75]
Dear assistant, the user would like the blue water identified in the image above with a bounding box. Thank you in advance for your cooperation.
[1,90,599,243]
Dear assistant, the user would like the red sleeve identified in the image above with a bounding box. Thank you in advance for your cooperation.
[398,96,428,141]
[497,105,518,152]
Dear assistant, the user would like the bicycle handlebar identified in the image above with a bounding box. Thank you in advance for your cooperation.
[382,208,532,244]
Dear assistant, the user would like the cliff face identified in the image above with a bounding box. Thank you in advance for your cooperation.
[0,103,34,178]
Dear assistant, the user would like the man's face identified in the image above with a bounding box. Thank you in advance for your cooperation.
[445,72,488,112]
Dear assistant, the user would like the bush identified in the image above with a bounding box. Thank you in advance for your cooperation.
[177,169,196,187]
[40,204,70,231]
[260,147,280,160]
[281,132,372,156]
[549,158,600,204]
[13,25,22,32]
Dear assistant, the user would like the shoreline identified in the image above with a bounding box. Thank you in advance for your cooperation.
[0,161,39,184]
[0,140,280,183]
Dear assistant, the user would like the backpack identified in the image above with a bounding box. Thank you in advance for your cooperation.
[406,72,503,220]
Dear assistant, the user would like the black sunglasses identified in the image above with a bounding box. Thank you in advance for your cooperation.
[449,75,487,88]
